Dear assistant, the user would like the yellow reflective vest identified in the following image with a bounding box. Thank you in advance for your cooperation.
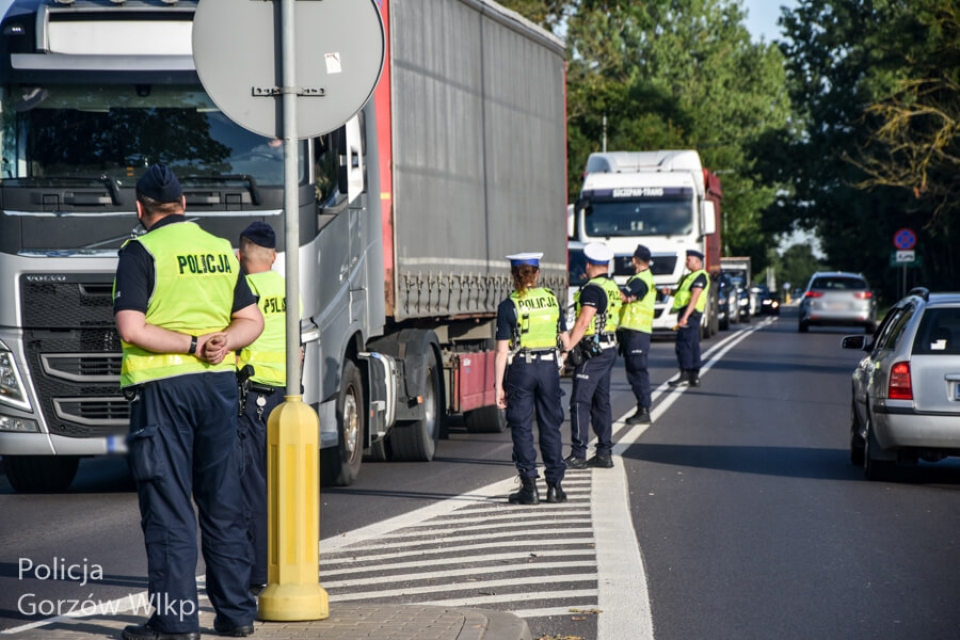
[239,270,287,386]
[576,276,622,336]
[509,288,560,351]
[117,221,239,388]
[620,269,656,333]
[672,269,710,313]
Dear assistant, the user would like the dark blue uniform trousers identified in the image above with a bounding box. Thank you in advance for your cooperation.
[569,346,618,458]
[675,310,703,370]
[126,371,256,634]
[621,329,652,409]
[239,387,283,587]
[504,357,565,484]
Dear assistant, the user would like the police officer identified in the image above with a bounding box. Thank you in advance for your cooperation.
[236,221,288,596]
[619,244,655,425]
[114,164,263,640]
[494,252,571,505]
[565,242,621,469]
[668,249,710,388]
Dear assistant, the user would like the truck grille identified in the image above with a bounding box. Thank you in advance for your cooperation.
[19,274,128,438]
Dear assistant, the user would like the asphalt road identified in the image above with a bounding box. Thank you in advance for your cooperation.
[2,306,959,639]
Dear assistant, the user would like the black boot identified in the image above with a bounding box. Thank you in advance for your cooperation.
[689,369,701,387]
[625,406,651,425]
[668,370,689,387]
[508,476,540,505]
[546,482,567,503]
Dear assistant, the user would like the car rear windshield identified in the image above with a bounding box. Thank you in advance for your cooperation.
[913,307,960,355]
[810,276,868,291]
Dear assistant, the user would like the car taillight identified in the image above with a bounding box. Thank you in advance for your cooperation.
[804,291,823,299]
[888,362,913,400]
[854,291,873,299]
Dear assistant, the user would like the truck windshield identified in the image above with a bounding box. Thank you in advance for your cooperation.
[0,84,303,187]
[584,197,693,237]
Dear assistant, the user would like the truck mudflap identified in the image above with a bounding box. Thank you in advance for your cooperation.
[357,351,398,444]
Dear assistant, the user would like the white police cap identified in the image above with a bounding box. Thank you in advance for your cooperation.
[583,242,613,265]
[506,252,543,266]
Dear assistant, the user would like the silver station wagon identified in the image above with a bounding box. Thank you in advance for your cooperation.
[799,271,877,333]
[842,288,960,480]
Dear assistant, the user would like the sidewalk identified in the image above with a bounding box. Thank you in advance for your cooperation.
[3,603,532,640]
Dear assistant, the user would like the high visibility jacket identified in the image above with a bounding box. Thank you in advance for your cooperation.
[118,222,238,388]
[576,276,622,336]
[672,269,710,313]
[620,269,656,333]
[510,288,560,351]
[239,270,287,386]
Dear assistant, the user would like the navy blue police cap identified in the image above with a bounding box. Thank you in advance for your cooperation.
[241,221,277,249]
[634,244,653,263]
[686,249,705,261]
[136,163,182,203]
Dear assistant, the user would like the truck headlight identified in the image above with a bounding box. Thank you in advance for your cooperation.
[0,415,38,432]
[0,349,32,411]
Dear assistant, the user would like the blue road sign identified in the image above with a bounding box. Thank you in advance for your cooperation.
[894,228,916,250]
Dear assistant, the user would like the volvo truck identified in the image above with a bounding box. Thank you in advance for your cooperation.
[569,150,722,338]
[0,0,568,491]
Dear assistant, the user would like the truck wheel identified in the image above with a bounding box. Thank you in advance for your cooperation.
[390,345,441,462]
[322,360,363,487]
[464,405,507,433]
[4,455,79,493]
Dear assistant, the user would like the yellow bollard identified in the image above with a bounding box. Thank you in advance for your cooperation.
[257,396,329,621]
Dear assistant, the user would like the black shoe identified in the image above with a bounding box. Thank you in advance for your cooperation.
[563,454,588,470]
[213,617,255,637]
[587,454,614,469]
[689,370,701,387]
[625,407,651,425]
[668,371,689,387]
[122,624,200,640]
[508,476,540,505]
[546,482,567,503]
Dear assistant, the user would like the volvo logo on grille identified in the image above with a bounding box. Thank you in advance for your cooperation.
[25,274,68,283]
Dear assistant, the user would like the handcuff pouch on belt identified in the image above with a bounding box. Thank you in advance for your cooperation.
[569,336,603,366]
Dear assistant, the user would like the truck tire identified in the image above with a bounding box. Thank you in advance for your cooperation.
[321,360,363,487]
[4,455,79,493]
[464,405,507,433]
[390,345,441,462]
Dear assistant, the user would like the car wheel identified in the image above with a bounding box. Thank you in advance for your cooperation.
[849,399,865,466]
[863,414,894,481]
[798,321,809,333]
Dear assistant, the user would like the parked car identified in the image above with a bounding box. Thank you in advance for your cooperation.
[798,271,877,333]
[841,287,960,480]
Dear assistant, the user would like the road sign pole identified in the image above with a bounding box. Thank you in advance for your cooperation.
[258,0,329,622]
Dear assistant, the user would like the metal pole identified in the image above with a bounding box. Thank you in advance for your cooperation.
[282,0,299,397]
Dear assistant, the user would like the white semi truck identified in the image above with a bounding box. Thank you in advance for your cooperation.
[569,150,722,337]
[0,0,567,491]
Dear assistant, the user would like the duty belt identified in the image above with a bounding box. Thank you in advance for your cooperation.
[249,382,281,395]
[510,350,557,364]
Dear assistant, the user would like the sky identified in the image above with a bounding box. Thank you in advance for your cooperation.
[741,0,799,43]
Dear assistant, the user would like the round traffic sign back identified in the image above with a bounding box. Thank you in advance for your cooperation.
[893,228,916,251]
[192,0,384,139]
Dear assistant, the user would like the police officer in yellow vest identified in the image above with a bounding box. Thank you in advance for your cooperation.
[619,244,656,425]
[494,252,571,505]
[236,221,289,595]
[113,164,263,640]
[565,242,621,469]
[668,249,710,388]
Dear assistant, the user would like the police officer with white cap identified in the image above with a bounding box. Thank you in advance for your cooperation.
[619,244,655,425]
[565,241,621,469]
[494,252,571,504]
[668,248,710,387]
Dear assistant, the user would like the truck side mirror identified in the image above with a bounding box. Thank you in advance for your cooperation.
[702,201,717,236]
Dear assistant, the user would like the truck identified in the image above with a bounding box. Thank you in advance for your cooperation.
[0,0,568,492]
[720,256,753,318]
[568,150,722,338]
